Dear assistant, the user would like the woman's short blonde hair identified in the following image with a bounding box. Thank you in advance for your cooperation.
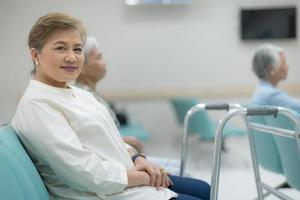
[28,12,86,52]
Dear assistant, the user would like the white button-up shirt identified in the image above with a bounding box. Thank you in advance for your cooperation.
[12,80,177,200]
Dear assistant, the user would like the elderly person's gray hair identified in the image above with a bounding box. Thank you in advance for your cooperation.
[83,36,100,64]
[252,44,284,80]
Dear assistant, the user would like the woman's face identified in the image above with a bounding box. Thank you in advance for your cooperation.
[273,52,289,82]
[85,48,107,81]
[32,29,84,88]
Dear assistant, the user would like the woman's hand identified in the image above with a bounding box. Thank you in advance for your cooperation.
[134,157,172,188]
[127,168,150,187]
[161,169,174,188]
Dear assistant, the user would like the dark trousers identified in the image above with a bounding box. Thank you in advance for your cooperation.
[168,175,210,200]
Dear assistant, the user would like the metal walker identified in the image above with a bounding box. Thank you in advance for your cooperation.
[179,103,242,177]
[210,106,300,200]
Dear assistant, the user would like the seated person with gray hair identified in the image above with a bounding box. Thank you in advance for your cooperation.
[252,44,300,113]
[75,37,144,153]
[76,36,186,175]
[74,36,210,200]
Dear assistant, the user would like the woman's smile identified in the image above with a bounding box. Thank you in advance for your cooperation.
[61,65,78,72]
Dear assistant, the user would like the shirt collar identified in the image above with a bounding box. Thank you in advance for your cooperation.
[74,82,94,93]
[259,80,275,88]
[29,79,75,97]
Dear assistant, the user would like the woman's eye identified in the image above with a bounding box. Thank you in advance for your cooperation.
[74,48,82,53]
[55,46,66,51]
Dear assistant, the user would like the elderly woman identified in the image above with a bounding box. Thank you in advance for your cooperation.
[12,12,210,200]
[252,44,300,113]
[75,36,144,153]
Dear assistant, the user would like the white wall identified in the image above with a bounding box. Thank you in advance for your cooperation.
[1,0,299,125]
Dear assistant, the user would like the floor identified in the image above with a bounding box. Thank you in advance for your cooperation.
[144,130,300,199]
[121,97,300,199]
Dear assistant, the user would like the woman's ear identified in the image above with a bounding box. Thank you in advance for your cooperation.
[267,64,275,76]
[30,48,39,65]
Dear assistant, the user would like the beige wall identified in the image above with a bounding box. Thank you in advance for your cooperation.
[1,0,299,124]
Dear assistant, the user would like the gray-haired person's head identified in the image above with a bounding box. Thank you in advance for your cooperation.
[83,36,100,64]
[252,44,284,80]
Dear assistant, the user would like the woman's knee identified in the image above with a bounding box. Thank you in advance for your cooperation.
[168,175,210,200]
[172,193,203,200]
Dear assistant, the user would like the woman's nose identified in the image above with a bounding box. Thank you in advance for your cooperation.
[65,51,77,63]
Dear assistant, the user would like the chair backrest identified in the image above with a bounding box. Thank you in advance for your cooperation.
[249,116,284,174]
[0,125,49,200]
[265,113,300,190]
[119,123,151,141]
[170,97,215,140]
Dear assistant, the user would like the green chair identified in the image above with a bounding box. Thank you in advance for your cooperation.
[265,111,300,190]
[248,115,288,199]
[119,123,151,141]
[170,97,245,140]
[249,115,284,174]
[0,125,49,200]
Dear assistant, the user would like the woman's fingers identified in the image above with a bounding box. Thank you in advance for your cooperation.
[161,169,168,187]
[154,166,163,188]
[134,160,171,188]
[162,168,173,188]
[166,175,173,187]
[146,165,157,187]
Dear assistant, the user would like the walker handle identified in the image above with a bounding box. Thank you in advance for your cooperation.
[205,103,230,111]
[246,106,278,117]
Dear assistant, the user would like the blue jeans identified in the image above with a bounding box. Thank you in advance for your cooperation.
[168,175,210,200]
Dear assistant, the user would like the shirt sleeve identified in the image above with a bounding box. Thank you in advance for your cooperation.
[12,101,128,195]
[270,90,300,114]
[124,143,138,157]
[124,143,135,151]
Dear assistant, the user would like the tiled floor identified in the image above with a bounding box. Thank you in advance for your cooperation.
[144,134,300,199]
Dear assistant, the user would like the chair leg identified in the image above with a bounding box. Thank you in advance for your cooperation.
[277,181,290,189]
[253,181,290,200]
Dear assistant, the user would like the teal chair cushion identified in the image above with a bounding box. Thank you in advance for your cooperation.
[119,123,150,141]
[0,125,49,200]
[249,116,283,174]
[265,112,300,190]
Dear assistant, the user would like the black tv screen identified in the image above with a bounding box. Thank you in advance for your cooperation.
[241,7,297,40]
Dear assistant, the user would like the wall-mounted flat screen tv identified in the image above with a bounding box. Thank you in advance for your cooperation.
[241,7,297,40]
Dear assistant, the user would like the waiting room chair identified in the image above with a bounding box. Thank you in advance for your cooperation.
[170,97,245,140]
[119,123,151,142]
[248,115,289,199]
[265,111,300,191]
[0,125,49,200]
[249,115,284,174]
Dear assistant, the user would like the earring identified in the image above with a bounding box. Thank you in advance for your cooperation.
[34,60,39,66]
